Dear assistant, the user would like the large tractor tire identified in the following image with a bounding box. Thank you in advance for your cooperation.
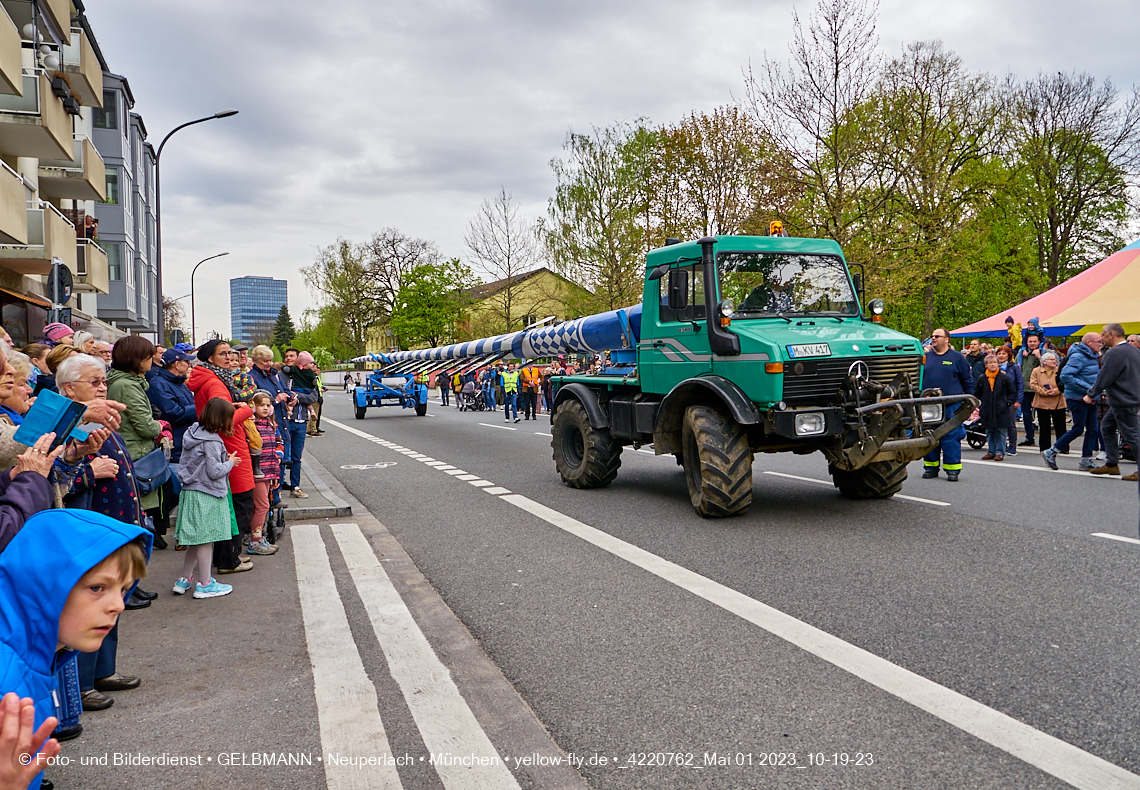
[681,405,753,518]
[354,403,367,420]
[415,400,428,417]
[552,400,622,488]
[829,460,907,499]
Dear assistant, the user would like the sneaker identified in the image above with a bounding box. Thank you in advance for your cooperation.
[1078,458,1096,471]
[247,539,278,555]
[193,578,233,599]
[290,488,309,499]
[1042,448,1058,470]
[1007,449,1017,456]
[217,559,253,574]
[1096,451,1107,461]
[1090,464,1121,476]
[514,417,521,423]
[172,577,193,595]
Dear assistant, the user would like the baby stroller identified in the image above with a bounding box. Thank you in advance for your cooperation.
[471,389,487,411]
[459,380,478,411]
[964,408,986,449]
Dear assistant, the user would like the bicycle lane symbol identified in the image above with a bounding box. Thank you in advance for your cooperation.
[340,462,399,471]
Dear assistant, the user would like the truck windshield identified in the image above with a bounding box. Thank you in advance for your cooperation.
[718,252,858,317]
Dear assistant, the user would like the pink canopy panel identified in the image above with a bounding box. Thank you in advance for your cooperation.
[951,239,1140,338]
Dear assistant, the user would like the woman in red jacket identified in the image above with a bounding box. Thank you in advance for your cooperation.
[185,340,255,574]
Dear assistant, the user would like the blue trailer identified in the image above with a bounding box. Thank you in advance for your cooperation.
[353,360,429,419]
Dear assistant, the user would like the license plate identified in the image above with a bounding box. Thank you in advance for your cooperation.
[787,343,831,358]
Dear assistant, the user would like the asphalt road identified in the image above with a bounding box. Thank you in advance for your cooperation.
[300,389,1140,790]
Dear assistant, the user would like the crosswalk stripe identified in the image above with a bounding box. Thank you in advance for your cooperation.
[332,524,520,790]
[292,524,404,790]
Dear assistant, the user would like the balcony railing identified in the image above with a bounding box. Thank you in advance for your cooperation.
[76,237,109,294]
[61,28,102,107]
[38,135,105,201]
[0,159,25,245]
[0,72,73,160]
[0,199,76,275]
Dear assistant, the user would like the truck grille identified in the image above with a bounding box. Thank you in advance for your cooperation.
[782,355,921,406]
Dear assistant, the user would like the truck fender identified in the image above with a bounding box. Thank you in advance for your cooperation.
[354,389,367,407]
[552,383,609,429]
[655,375,760,437]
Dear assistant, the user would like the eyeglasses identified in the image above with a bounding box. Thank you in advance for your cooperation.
[77,378,108,388]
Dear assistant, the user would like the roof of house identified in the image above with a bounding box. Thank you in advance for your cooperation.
[465,267,585,301]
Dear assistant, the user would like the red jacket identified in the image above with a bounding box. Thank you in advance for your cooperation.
[186,367,254,494]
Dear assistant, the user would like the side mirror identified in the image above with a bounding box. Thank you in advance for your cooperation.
[667,269,689,309]
[852,272,862,295]
[647,263,671,281]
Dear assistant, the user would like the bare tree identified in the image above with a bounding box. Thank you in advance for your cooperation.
[1008,72,1140,285]
[466,188,541,332]
[744,0,890,246]
[161,294,188,345]
[363,228,441,318]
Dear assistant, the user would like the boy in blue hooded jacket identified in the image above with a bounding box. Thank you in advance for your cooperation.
[0,509,150,790]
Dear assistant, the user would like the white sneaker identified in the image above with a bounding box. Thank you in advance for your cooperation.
[290,488,309,499]
[1096,451,1107,461]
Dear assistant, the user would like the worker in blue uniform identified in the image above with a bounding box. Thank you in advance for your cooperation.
[921,329,975,482]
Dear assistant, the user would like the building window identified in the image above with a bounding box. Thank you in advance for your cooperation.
[94,91,118,129]
[106,243,121,281]
[103,170,118,204]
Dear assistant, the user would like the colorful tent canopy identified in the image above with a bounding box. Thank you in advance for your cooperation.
[951,239,1140,338]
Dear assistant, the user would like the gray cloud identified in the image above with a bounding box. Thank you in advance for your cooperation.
[86,0,1140,339]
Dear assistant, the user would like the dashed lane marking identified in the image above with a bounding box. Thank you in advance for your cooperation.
[331,524,521,790]
[322,416,1140,788]
[479,422,517,431]
[960,457,1125,478]
[292,525,403,789]
[1092,532,1140,545]
[763,471,950,507]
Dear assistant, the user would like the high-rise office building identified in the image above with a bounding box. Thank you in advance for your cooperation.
[230,276,287,344]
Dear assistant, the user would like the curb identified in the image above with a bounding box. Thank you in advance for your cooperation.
[282,460,352,521]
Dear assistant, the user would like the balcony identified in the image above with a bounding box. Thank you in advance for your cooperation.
[75,237,108,294]
[61,28,102,107]
[0,7,19,96]
[0,200,76,275]
[0,72,72,160]
[0,158,25,245]
[38,135,104,201]
[39,0,69,40]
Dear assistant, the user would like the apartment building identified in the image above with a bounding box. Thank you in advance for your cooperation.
[0,0,117,346]
[90,73,157,333]
[230,275,286,345]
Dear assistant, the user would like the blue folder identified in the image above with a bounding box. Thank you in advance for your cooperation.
[12,389,91,450]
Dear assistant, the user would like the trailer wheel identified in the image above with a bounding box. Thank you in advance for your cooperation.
[415,400,427,417]
[552,400,621,488]
[354,403,367,420]
[681,405,752,518]
[829,460,907,499]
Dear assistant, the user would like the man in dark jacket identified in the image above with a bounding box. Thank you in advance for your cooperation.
[921,328,974,481]
[146,349,196,462]
[1086,323,1140,487]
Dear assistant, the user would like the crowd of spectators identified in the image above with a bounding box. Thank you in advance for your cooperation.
[0,322,328,790]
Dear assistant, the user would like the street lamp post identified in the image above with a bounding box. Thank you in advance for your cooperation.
[155,109,239,343]
[191,252,230,346]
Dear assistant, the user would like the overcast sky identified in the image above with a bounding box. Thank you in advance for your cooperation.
[86,0,1140,341]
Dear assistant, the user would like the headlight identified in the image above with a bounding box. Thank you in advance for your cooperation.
[919,403,943,423]
[794,412,826,436]
[868,298,885,315]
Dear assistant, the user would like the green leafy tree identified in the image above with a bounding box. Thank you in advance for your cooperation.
[272,305,296,348]
[389,259,476,348]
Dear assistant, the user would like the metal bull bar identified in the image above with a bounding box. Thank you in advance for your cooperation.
[850,393,980,466]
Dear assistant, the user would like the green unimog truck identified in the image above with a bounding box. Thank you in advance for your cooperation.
[548,234,977,517]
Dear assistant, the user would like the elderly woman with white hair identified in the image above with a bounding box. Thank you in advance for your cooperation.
[0,350,35,424]
[72,330,97,356]
[1030,350,1067,452]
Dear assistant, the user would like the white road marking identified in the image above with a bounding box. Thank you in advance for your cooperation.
[456,474,479,481]
[484,487,512,495]
[499,495,1140,790]
[418,457,435,462]
[444,469,467,476]
[468,480,493,487]
[1092,532,1140,545]
[961,458,1123,478]
[763,471,950,507]
[332,524,520,790]
[534,432,551,437]
[479,422,517,431]
[292,525,403,789]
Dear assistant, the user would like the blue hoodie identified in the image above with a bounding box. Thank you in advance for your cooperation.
[0,510,150,790]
